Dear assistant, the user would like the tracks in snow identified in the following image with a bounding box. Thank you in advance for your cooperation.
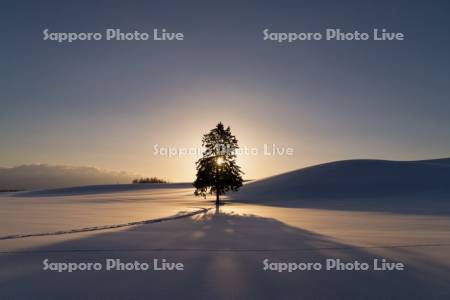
[0,207,211,241]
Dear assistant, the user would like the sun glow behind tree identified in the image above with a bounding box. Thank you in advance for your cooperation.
[193,122,244,206]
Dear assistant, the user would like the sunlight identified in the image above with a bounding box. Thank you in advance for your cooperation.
[216,157,224,166]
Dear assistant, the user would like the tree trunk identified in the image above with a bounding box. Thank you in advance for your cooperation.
[215,190,220,207]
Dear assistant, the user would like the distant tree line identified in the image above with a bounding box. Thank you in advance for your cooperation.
[0,189,23,193]
[132,177,167,184]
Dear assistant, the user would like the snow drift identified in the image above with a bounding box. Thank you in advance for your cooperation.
[232,158,450,202]
[16,182,192,197]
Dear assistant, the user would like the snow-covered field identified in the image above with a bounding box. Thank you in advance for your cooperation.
[0,183,196,239]
[1,159,450,299]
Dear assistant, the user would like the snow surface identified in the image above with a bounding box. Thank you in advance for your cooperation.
[232,158,450,202]
[0,158,449,299]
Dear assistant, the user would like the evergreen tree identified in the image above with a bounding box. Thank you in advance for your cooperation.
[193,122,244,206]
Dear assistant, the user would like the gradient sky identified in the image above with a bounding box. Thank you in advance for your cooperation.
[1,0,450,181]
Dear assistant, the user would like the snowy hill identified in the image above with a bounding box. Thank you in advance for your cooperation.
[232,158,450,202]
[16,182,192,197]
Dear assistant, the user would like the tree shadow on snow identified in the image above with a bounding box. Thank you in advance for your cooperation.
[0,208,449,299]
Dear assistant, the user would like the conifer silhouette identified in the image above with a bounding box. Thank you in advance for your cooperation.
[193,122,244,206]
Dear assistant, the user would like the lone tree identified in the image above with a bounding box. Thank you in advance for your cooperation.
[193,122,244,206]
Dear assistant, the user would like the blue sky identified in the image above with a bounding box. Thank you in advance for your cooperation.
[1,0,449,181]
